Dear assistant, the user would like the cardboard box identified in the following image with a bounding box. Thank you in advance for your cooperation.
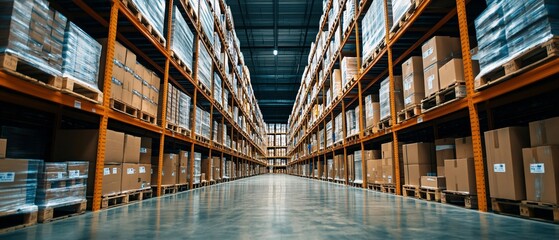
[367,159,383,184]
[455,137,473,159]
[54,129,124,164]
[125,49,136,69]
[102,164,121,196]
[382,158,394,184]
[132,91,142,109]
[444,158,476,193]
[111,80,123,101]
[67,161,89,179]
[138,164,151,189]
[123,134,140,163]
[366,102,380,129]
[114,41,127,64]
[177,165,188,184]
[123,71,135,91]
[484,127,529,200]
[201,157,213,181]
[402,56,423,78]
[423,63,440,97]
[122,90,133,105]
[140,147,152,164]
[421,36,461,68]
[381,142,393,159]
[522,146,559,204]
[438,58,464,90]
[152,154,178,186]
[404,164,432,186]
[0,138,6,158]
[421,176,446,189]
[435,138,455,169]
[364,150,380,161]
[529,117,559,147]
[121,163,138,192]
[403,143,434,165]
[403,75,425,107]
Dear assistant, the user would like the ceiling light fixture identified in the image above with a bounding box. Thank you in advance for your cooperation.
[273,49,278,56]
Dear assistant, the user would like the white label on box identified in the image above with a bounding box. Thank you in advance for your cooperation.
[112,168,118,174]
[58,172,64,179]
[139,166,146,173]
[69,170,80,178]
[172,172,175,176]
[0,172,15,182]
[417,116,423,123]
[104,168,111,175]
[494,164,506,173]
[427,75,435,89]
[530,163,545,173]
[404,96,412,105]
[140,148,147,154]
[404,78,412,91]
[127,168,135,174]
[74,100,81,109]
[423,48,433,58]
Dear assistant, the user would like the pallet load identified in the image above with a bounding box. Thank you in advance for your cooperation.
[361,0,392,66]
[334,113,343,144]
[195,106,211,140]
[381,142,401,185]
[193,152,202,184]
[341,57,358,89]
[354,150,363,184]
[35,161,88,223]
[379,76,404,128]
[201,157,214,182]
[326,120,333,147]
[171,6,195,73]
[129,0,165,43]
[364,94,380,131]
[0,0,65,80]
[199,0,214,44]
[214,72,223,106]
[342,0,356,35]
[402,142,435,188]
[197,40,213,91]
[475,0,559,87]
[152,154,177,188]
[399,57,424,122]
[391,0,414,31]
[332,69,342,98]
[345,108,357,138]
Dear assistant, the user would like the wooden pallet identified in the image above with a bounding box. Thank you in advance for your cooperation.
[159,185,178,195]
[180,0,197,20]
[441,191,478,209]
[139,111,156,124]
[403,185,420,198]
[61,77,103,103]
[362,42,386,70]
[397,104,421,123]
[346,134,359,144]
[520,200,559,223]
[170,50,193,75]
[369,183,396,194]
[198,81,212,96]
[121,0,166,46]
[491,198,521,216]
[0,205,38,234]
[364,126,378,136]
[176,184,189,192]
[377,118,392,131]
[37,199,87,223]
[421,83,466,112]
[100,193,129,209]
[419,187,444,202]
[196,135,210,144]
[389,0,422,37]
[111,98,138,118]
[476,37,559,91]
[0,53,62,90]
[125,188,153,202]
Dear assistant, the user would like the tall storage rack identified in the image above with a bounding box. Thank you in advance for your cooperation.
[266,123,288,173]
[0,0,267,212]
[287,0,559,213]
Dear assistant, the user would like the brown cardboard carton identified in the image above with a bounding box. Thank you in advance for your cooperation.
[122,90,133,105]
[55,129,124,164]
[177,165,188,184]
[423,63,440,97]
[366,102,380,129]
[111,80,123,101]
[0,138,6,158]
[421,176,446,189]
[402,56,423,78]
[367,159,383,184]
[444,159,457,191]
[67,161,89,179]
[421,36,462,68]
[121,163,139,192]
[364,150,380,161]
[405,164,432,186]
[123,71,134,91]
[529,117,559,147]
[381,158,394,184]
[125,49,136,69]
[201,157,213,181]
[381,142,392,159]
[123,134,140,163]
[455,137,474,159]
[102,164,121,196]
[435,138,455,168]
[138,164,151,189]
[403,75,425,107]
[437,166,446,176]
[152,154,178,186]
[484,127,529,200]
[139,147,152,164]
[114,41,127,64]
[131,91,142,109]
[438,58,464,90]
[403,143,434,165]
[522,146,559,204]
[347,154,354,181]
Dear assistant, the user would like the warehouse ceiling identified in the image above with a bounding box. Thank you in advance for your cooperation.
[228,0,323,123]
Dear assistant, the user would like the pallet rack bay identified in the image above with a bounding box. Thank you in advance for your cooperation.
[266,123,288,173]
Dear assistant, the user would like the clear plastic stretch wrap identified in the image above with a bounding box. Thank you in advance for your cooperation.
[214,72,222,105]
[475,0,559,78]
[178,90,191,130]
[195,106,211,139]
[194,152,201,184]
[345,109,356,137]
[172,6,195,72]
[197,41,212,89]
[0,0,65,76]
[131,0,165,40]
[212,120,219,142]
[200,0,214,43]
[214,32,222,64]
[343,0,356,34]
[62,22,102,89]
[36,161,88,207]
[319,128,325,150]
[354,150,363,184]
[334,113,343,144]
[341,57,358,88]
[379,77,390,120]
[391,0,413,30]
[0,159,42,212]
[361,0,392,63]
[326,120,333,147]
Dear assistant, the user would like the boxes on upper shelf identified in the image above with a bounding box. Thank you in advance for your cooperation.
[379,76,404,121]
[402,57,424,107]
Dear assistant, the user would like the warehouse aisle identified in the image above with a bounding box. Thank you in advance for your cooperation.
[1,175,558,239]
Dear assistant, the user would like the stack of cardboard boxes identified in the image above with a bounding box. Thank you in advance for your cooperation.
[379,76,404,121]
[341,57,358,88]
[403,142,435,187]
[401,57,424,108]
[364,94,380,131]
[0,157,41,213]
[36,161,89,208]
[421,36,462,98]
[444,137,476,194]
[152,154,178,186]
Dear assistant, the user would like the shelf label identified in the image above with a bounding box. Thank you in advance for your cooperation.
[530,163,545,173]
[417,117,423,123]
[74,100,81,109]
[494,163,506,173]
[104,168,110,175]
[0,172,15,182]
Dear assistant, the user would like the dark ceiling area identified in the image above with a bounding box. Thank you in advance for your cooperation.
[228,0,323,123]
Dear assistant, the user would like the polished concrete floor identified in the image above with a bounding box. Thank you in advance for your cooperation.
[1,174,558,239]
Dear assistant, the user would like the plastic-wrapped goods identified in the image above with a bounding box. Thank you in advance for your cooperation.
[379,76,404,120]
[197,41,212,90]
[212,120,219,143]
[62,22,102,89]
[391,0,413,30]
[178,91,191,130]
[346,109,357,137]
[354,150,363,183]
[0,159,42,212]
[223,88,229,112]
[194,152,201,184]
[131,0,165,40]
[214,72,222,105]
[200,0,214,44]
[36,161,88,207]
[474,3,508,76]
[341,57,358,88]
[343,0,356,34]
[361,0,392,63]
[334,113,343,144]
[365,94,380,129]
[214,32,223,64]
[0,0,66,77]
[319,128,325,150]
[171,6,195,72]
[326,120,333,147]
